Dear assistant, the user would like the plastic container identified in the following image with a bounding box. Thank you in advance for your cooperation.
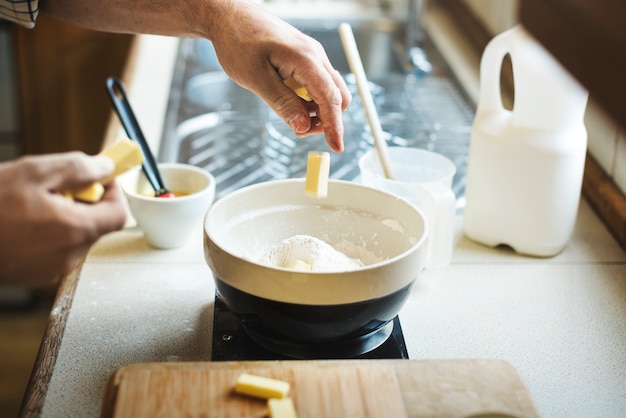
[359,147,456,268]
[463,25,589,257]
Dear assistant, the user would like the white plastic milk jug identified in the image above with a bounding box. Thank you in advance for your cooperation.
[463,25,589,257]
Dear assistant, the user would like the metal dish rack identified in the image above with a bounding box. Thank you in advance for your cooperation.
[158,36,475,207]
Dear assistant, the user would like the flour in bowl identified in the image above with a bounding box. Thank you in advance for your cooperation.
[259,235,364,272]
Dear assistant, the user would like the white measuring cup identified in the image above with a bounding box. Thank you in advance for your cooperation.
[359,147,457,269]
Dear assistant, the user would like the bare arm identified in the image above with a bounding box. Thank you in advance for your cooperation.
[40,0,351,152]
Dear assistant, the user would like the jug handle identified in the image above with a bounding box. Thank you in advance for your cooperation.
[478,27,516,115]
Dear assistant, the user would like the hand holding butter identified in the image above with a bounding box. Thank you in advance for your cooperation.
[65,138,144,202]
[285,79,331,200]
[283,77,312,102]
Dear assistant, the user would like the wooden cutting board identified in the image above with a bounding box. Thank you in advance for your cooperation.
[101,359,540,418]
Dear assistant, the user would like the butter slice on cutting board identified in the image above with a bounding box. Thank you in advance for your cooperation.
[268,397,299,418]
[234,373,291,399]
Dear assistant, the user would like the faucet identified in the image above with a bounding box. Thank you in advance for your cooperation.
[404,0,433,74]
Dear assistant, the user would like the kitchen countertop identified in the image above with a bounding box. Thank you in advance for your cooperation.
[20,16,626,418]
[23,197,626,418]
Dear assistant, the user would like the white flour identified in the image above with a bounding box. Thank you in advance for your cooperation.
[259,235,365,272]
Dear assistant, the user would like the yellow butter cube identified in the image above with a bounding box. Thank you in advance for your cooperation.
[284,77,312,102]
[268,397,298,418]
[71,183,105,203]
[235,373,290,399]
[99,138,144,184]
[305,151,330,199]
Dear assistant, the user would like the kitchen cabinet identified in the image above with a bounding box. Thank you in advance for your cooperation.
[13,16,133,155]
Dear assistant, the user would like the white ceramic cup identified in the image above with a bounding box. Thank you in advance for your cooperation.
[359,147,456,268]
[120,163,216,249]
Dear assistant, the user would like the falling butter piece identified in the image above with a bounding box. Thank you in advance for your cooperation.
[284,77,312,102]
[268,397,299,418]
[71,138,144,203]
[285,259,312,271]
[305,151,330,198]
[235,373,290,399]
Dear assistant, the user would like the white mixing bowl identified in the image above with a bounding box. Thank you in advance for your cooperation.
[204,179,427,358]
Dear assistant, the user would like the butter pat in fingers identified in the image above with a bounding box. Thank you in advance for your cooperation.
[283,77,312,102]
[305,151,330,198]
[69,138,143,203]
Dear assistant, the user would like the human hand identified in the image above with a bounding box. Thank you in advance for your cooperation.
[35,0,350,150]
[0,152,127,287]
[206,0,352,152]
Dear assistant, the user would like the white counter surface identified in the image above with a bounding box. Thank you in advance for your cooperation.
[33,26,626,417]
[39,200,626,418]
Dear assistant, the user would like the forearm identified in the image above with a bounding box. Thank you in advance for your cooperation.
[35,0,350,152]
[37,0,241,40]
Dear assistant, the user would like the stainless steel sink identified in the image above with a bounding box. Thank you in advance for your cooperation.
[295,18,406,76]
[158,19,474,206]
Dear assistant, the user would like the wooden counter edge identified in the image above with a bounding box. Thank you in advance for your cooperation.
[17,34,142,418]
[583,154,626,247]
[18,254,86,418]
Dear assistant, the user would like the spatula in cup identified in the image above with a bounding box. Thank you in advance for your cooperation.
[106,76,175,198]
[339,22,395,179]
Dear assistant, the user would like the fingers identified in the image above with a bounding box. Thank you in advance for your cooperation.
[21,152,115,191]
[67,180,128,237]
[0,167,127,287]
[275,36,352,152]
[266,64,351,153]
[93,181,128,234]
[209,6,352,154]
[303,68,352,152]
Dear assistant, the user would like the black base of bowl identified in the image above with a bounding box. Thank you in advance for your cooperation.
[214,277,415,357]
[241,317,394,359]
[211,295,410,360]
